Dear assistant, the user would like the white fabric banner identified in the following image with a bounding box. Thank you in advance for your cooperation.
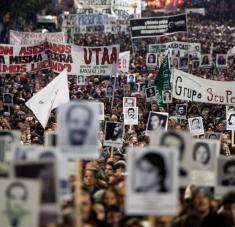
[26,69,70,128]
[9,30,66,45]
[118,51,130,72]
[186,8,206,16]
[173,69,235,105]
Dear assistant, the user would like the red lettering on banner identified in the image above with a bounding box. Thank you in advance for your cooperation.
[0,46,13,55]
[84,48,92,64]
[101,48,110,65]
[110,47,117,64]
[93,48,101,65]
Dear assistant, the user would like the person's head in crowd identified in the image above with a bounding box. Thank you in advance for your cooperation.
[66,104,93,145]
[222,160,235,185]
[135,152,168,193]
[222,191,235,224]
[92,202,106,222]
[105,163,113,177]
[111,114,118,122]
[83,170,98,193]
[151,102,158,111]
[193,142,211,165]
[102,189,118,207]
[192,187,212,217]
[113,160,126,176]
[80,190,93,222]
[106,205,122,227]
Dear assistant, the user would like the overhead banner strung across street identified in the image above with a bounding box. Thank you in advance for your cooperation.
[130,14,187,38]
[74,0,112,13]
[172,69,235,105]
[0,42,119,75]
[9,30,66,45]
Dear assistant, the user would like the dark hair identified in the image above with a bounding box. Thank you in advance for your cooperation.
[136,152,167,183]
[148,54,156,63]
[160,132,185,160]
[224,160,235,174]
[228,114,235,125]
[192,118,200,125]
[193,142,210,164]
[128,108,134,113]
[66,104,93,123]
[222,191,235,205]
[6,182,28,200]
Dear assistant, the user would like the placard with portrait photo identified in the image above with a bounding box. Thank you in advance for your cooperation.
[106,85,113,97]
[126,147,178,215]
[123,97,136,108]
[104,122,124,148]
[216,54,227,68]
[124,107,138,125]
[189,139,219,186]
[179,57,188,69]
[77,75,85,85]
[146,111,168,135]
[127,74,136,83]
[57,102,99,160]
[215,156,235,199]
[200,54,212,68]
[176,104,187,119]
[146,86,156,102]
[13,159,60,220]
[188,117,204,136]
[0,179,40,227]
[150,130,193,187]
[162,90,172,103]
[226,111,235,130]
[0,130,21,163]
[146,53,159,68]
[205,132,222,141]
[3,93,14,105]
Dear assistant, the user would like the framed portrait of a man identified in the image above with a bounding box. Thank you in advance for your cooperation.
[57,102,99,159]
[123,97,136,108]
[162,90,172,104]
[188,117,204,136]
[146,111,168,134]
[126,147,178,215]
[0,179,40,227]
[124,107,138,125]
[176,104,187,119]
[146,87,156,102]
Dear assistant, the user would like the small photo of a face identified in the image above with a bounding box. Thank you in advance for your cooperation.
[192,142,211,165]
[127,74,136,83]
[124,107,138,125]
[216,54,227,67]
[176,104,187,119]
[162,90,172,103]
[227,112,235,130]
[123,97,136,108]
[146,87,156,99]
[218,158,235,186]
[106,85,113,97]
[146,112,168,133]
[77,75,85,85]
[188,117,204,136]
[3,93,13,105]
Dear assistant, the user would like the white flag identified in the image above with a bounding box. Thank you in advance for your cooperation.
[26,70,70,128]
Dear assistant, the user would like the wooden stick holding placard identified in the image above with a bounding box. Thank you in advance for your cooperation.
[232,130,235,146]
[110,147,114,159]
[75,160,82,227]
[149,216,155,227]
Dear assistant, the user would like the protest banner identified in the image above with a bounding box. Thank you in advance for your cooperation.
[186,8,205,16]
[74,0,112,13]
[118,51,130,72]
[111,0,131,20]
[130,14,187,38]
[173,69,235,105]
[149,42,201,66]
[10,30,66,45]
[0,42,119,75]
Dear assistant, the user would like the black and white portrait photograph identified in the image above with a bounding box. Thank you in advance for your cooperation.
[146,86,156,102]
[123,84,131,97]
[216,157,235,198]
[190,139,219,186]
[98,102,105,121]
[0,179,40,227]
[0,130,21,162]
[124,107,138,125]
[123,97,136,108]
[57,102,99,159]
[200,54,211,68]
[146,53,158,67]
[205,132,222,141]
[162,90,172,103]
[176,104,187,119]
[77,75,85,85]
[13,159,59,216]
[127,74,136,83]
[188,117,205,136]
[3,93,14,105]
[146,111,168,134]
[106,85,113,97]
[226,111,235,130]
[216,54,227,68]
[179,57,188,69]
[104,122,124,148]
[126,147,178,215]
[150,130,193,186]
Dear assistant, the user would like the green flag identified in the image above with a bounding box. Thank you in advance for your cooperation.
[154,55,171,106]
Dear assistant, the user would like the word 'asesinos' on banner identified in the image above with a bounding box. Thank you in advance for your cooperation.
[0,42,120,75]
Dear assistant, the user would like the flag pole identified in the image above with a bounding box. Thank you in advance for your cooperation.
[75,160,82,227]
[111,74,118,110]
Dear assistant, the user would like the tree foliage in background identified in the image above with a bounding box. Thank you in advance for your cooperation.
[0,0,50,22]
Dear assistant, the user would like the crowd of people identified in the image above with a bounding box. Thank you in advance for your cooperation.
[1,1,235,227]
